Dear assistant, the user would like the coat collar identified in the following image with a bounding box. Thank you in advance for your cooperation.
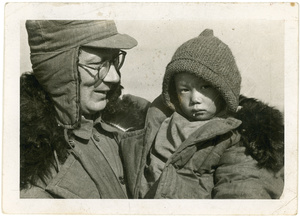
[71,114,122,140]
[171,117,241,154]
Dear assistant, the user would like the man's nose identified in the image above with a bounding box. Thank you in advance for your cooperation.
[103,66,120,83]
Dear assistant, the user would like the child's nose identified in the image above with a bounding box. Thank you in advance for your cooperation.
[191,90,203,104]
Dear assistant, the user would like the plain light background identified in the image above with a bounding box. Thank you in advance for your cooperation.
[20,19,285,111]
[3,2,298,215]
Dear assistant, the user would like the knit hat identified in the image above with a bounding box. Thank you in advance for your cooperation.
[163,29,241,113]
[26,20,137,129]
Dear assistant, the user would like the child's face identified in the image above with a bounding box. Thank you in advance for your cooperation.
[174,73,225,121]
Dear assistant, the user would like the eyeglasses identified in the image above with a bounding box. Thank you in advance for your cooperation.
[78,50,127,82]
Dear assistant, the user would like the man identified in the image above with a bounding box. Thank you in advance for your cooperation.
[20,20,149,198]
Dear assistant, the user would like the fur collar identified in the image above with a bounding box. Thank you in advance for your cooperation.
[233,95,284,172]
[102,94,151,131]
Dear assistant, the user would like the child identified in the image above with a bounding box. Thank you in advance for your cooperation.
[148,72,229,182]
[120,29,284,199]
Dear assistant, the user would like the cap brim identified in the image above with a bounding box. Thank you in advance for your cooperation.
[83,33,138,49]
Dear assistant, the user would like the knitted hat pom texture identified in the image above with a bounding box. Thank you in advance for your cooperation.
[163,29,242,113]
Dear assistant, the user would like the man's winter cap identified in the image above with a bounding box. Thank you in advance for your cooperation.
[26,20,137,52]
[26,20,137,129]
[163,29,242,112]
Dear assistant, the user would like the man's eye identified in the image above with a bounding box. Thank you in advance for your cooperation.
[88,63,104,71]
[180,88,189,93]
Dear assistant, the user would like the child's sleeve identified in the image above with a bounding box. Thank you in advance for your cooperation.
[213,144,284,199]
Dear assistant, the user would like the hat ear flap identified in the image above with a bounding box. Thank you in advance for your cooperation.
[199,29,214,37]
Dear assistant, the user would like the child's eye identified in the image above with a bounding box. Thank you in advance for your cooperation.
[200,85,211,90]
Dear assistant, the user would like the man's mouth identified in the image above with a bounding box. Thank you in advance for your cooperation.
[93,90,109,101]
[94,90,109,94]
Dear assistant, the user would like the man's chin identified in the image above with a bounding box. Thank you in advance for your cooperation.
[83,102,107,115]
[94,104,107,113]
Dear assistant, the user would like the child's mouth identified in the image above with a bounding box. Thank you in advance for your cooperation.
[192,110,205,116]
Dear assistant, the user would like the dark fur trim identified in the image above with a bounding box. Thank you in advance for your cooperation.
[233,95,284,172]
[20,72,68,190]
[103,95,151,131]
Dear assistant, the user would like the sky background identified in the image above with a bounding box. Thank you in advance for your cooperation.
[20,17,284,112]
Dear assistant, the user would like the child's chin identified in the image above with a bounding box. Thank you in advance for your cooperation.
[191,114,211,121]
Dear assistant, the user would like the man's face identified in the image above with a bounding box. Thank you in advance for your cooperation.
[78,47,120,117]
[175,73,225,121]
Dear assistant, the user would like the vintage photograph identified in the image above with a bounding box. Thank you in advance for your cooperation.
[3,2,298,215]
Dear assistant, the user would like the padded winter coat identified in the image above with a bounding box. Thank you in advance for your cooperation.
[21,118,128,199]
[120,95,284,199]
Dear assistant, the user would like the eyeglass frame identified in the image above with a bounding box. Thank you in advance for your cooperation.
[78,50,127,82]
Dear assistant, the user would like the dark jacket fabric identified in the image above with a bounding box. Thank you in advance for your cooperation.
[120,95,284,199]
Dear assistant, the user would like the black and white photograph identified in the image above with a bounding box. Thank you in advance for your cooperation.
[2,2,298,215]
